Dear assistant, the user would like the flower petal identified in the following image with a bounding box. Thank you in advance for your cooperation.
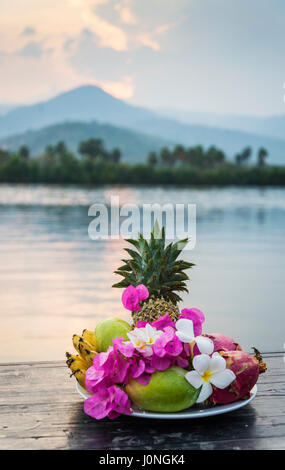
[151,314,175,330]
[196,382,213,403]
[135,284,149,302]
[175,318,195,338]
[175,330,193,343]
[209,352,226,373]
[193,353,210,374]
[122,285,140,311]
[210,369,236,389]
[126,330,139,347]
[180,308,205,336]
[195,336,214,355]
[185,370,203,389]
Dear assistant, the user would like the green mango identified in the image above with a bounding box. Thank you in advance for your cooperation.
[94,317,132,352]
[126,366,201,412]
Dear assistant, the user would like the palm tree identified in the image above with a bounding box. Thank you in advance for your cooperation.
[147,152,158,167]
[257,147,268,167]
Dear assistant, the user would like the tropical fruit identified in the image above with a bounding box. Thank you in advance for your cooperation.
[94,317,132,352]
[113,221,194,324]
[72,334,97,367]
[66,329,98,389]
[138,297,180,324]
[204,333,242,353]
[66,352,89,389]
[126,366,200,412]
[209,350,260,405]
[82,328,98,350]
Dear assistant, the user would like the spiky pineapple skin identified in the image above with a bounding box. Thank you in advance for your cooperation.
[132,298,180,324]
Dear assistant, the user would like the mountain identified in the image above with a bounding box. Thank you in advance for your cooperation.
[158,108,285,142]
[0,86,154,139]
[0,120,173,163]
[0,104,18,116]
[0,85,284,164]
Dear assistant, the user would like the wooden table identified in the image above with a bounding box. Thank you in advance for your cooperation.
[0,353,284,450]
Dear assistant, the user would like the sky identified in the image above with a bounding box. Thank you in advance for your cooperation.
[0,0,285,115]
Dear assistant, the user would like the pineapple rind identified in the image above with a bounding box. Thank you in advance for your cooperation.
[132,298,180,325]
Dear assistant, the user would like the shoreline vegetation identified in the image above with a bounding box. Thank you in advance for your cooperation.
[0,139,285,186]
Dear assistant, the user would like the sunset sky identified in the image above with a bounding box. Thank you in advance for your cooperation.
[0,0,284,115]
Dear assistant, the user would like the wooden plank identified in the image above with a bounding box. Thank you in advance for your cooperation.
[0,354,284,450]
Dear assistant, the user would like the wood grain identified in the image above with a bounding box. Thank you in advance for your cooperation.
[0,353,284,450]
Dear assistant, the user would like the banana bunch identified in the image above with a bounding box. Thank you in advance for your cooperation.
[66,329,98,389]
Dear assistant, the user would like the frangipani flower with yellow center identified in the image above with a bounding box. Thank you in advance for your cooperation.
[175,318,214,355]
[185,353,236,403]
[127,324,163,357]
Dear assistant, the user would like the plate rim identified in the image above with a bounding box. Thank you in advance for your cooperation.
[76,382,257,419]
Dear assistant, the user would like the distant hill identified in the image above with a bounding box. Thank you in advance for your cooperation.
[0,104,18,116]
[0,120,173,163]
[158,108,285,142]
[0,85,154,138]
[0,85,284,164]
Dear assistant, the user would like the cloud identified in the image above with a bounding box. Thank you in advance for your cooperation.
[20,26,36,36]
[137,34,160,51]
[81,10,127,50]
[18,41,43,58]
[101,75,134,99]
[114,1,138,25]
[68,0,128,51]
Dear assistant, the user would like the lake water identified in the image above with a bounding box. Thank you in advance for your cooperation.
[0,184,284,362]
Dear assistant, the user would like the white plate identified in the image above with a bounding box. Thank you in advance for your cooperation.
[76,382,257,419]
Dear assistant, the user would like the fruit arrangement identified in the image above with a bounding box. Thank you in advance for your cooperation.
[66,222,266,420]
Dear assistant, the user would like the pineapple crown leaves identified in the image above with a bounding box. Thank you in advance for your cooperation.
[112,221,195,304]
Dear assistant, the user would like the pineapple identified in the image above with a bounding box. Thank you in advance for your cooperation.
[113,221,194,324]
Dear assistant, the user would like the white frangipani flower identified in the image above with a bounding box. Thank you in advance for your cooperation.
[185,353,236,403]
[127,324,163,357]
[175,318,214,355]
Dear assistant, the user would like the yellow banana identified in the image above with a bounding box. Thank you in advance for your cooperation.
[66,352,88,389]
[82,329,97,350]
[72,334,97,367]
[66,351,88,369]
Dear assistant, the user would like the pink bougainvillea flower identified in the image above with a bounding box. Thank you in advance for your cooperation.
[135,284,149,302]
[152,314,175,331]
[135,320,148,328]
[174,355,189,368]
[152,326,175,357]
[85,347,115,393]
[84,385,132,420]
[151,354,171,371]
[179,308,205,336]
[122,285,140,312]
[122,284,149,312]
[112,337,135,358]
[136,373,152,386]
[85,367,107,394]
[152,326,184,359]
[165,332,183,357]
[130,358,145,379]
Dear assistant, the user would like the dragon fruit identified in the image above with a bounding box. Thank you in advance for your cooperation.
[209,350,259,405]
[204,333,242,353]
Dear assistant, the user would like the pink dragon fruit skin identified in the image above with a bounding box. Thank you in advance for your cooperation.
[210,350,259,405]
[204,333,242,353]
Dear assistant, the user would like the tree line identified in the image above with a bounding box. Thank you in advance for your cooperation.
[0,138,284,186]
[147,145,269,168]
